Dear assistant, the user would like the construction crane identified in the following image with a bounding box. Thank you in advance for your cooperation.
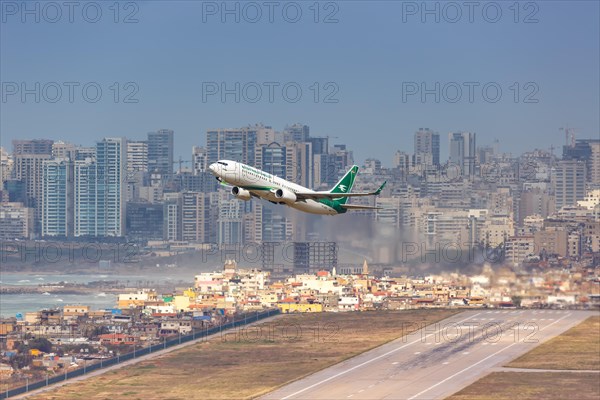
[559,126,576,148]
[172,156,191,174]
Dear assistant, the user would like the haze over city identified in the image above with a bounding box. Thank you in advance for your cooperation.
[0,1,599,400]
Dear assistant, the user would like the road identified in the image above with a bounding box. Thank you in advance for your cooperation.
[262,309,595,400]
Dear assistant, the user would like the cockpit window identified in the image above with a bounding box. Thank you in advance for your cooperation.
[217,161,228,166]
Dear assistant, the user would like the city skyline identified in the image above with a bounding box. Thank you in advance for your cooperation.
[5,124,599,169]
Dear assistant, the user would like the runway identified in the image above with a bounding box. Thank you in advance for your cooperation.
[262,309,595,400]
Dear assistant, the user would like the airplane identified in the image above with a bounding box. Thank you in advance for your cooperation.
[208,160,386,215]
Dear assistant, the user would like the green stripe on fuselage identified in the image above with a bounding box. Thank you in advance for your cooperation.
[241,185,274,191]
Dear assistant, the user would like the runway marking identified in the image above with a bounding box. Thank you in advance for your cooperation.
[392,362,399,365]
[482,343,488,346]
[462,352,470,355]
[414,352,421,355]
[347,395,353,398]
[407,312,573,400]
[443,362,449,365]
[358,389,365,393]
[279,312,481,399]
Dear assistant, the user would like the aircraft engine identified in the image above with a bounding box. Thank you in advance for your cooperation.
[231,186,252,201]
[275,188,297,204]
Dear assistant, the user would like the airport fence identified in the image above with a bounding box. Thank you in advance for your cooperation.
[1,308,281,399]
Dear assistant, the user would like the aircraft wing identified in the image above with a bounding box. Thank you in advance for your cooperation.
[295,181,386,200]
[340,204,382,210]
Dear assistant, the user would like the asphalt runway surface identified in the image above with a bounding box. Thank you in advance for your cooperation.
[262,309,595,400]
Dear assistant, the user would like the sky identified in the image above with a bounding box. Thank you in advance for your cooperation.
[1,0,599,166]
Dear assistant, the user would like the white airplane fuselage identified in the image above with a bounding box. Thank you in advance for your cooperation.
[208,160,339,215]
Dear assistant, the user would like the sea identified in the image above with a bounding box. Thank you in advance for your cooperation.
[0,271,197,318]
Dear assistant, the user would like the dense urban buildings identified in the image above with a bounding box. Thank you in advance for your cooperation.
[1,123,599,392]
[0,123,598,270]
[414,128,440,167]
[147,129,174,183]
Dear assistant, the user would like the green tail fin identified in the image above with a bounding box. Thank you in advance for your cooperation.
[329,165,359,205]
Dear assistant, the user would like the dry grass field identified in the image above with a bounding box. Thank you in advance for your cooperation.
[30,309,459,400]
[448,372,600,400]
[506,315,600,370]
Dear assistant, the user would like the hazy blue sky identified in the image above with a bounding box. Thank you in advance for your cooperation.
[1,1,598,165]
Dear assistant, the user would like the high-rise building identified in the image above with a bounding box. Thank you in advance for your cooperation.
[12,140,54,235]
[0,202,33,240]
[564,139,600,185]
[206,127,257,166]
[286,142,313,188]
[75,146,96,161]
[126,202,164,243]
[181,192,211,242]
[332,144,354,174]
[217,196,244,244]
[518,188,555,224]
[0,147,13,185]
[163,193,182,241]
[74,138,127,237]
[308,137,329,156]
[376,197,401,227]
[126,140,148,202]
[364,158,382,174]
[13,154,52,213]
[51,141,77,159]
[253,203,292,241]
[97,137,127,236]
[313,153,338,189]
[147,129,174,181]
[589,140,600,185]
[13,139,53,155]
[292,242,338,274]
[127,140,148,173]
[393,151,411,178]
[3,179,26,204]
[177,172,218,193]
[74,158,97,237]
[284,123,310,142]
[256,142,287,178]
[192,146,208,175]
[552,160,587,210]
[42,158,74,237]
[449,132,476,176]
[253,124,280,145]
[476,145,495,164]
[413,128,440,167]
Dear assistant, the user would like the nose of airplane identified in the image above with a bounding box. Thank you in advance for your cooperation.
[208,163,216,174]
